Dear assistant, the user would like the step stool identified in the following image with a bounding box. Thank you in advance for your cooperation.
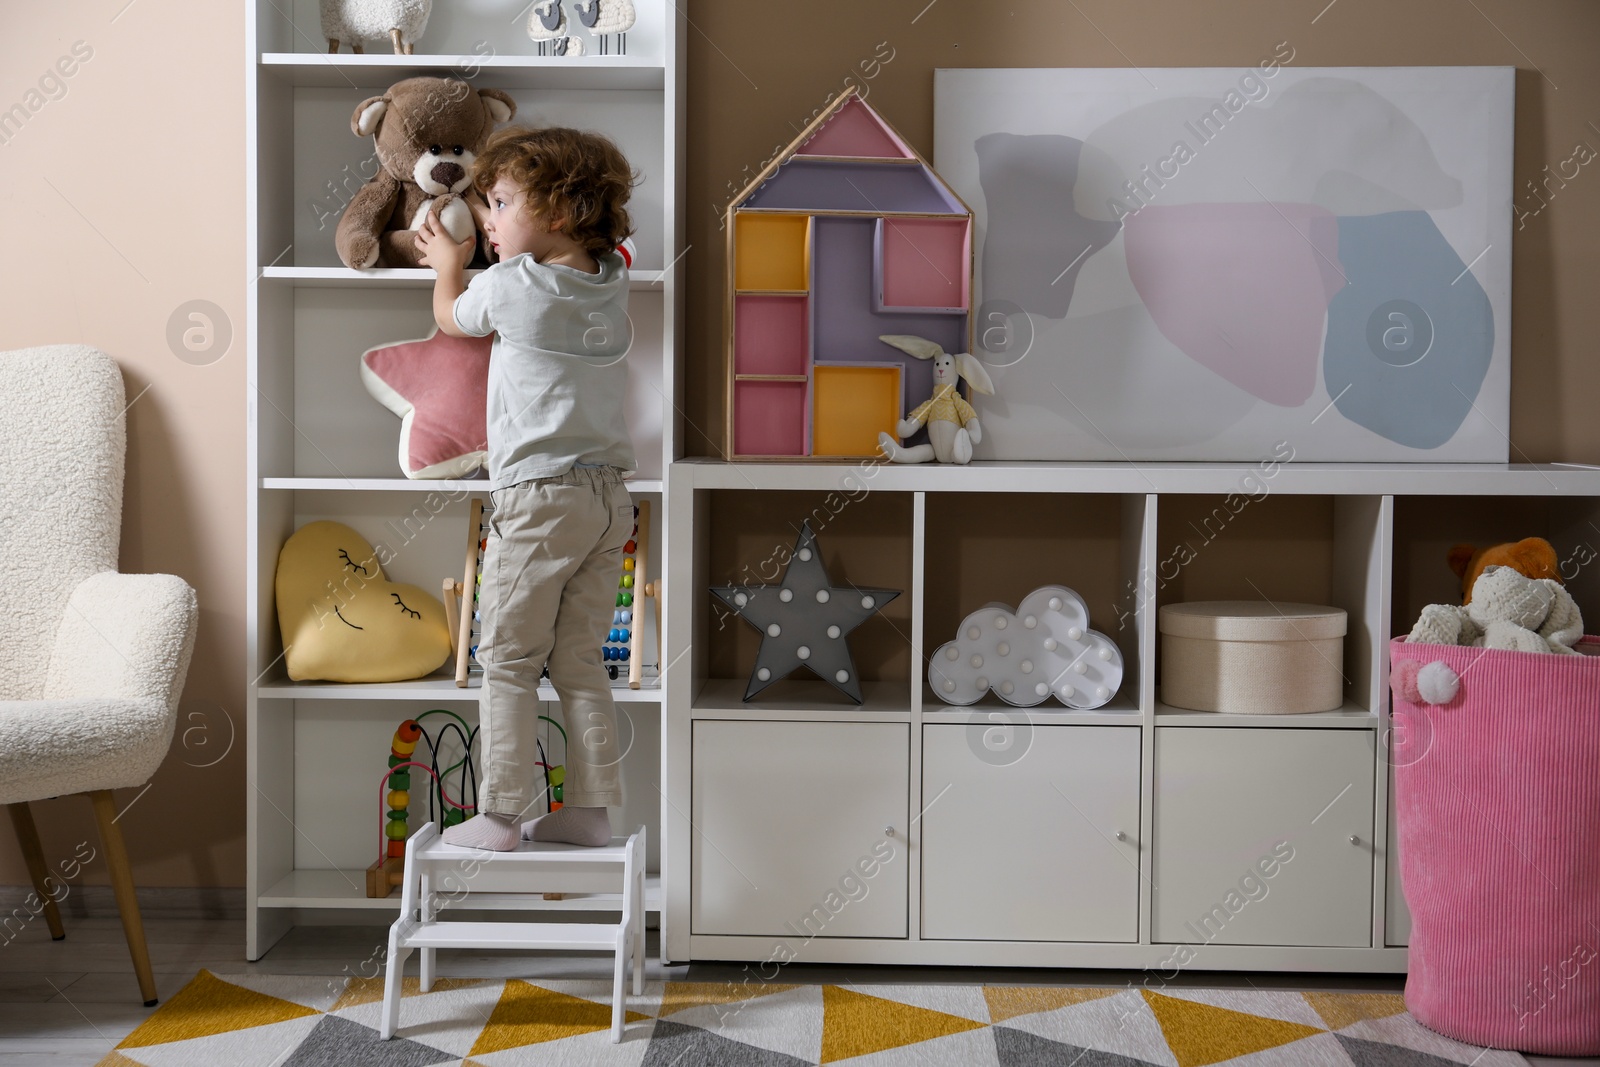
[380,821,647,1042]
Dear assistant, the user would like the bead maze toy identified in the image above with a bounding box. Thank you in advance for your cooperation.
[367,710,477,898]
[442,497,661,689]
[366,709,572,898]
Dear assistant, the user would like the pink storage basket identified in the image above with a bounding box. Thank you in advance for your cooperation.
[1390,636,1600,1056]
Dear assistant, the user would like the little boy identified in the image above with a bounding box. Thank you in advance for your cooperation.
[416,126,637,850]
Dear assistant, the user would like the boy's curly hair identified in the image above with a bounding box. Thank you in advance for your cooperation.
[471,126,637,258]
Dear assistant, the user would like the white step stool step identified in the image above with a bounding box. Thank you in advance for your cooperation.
[382,821,648,1044]
[401,919,622,951]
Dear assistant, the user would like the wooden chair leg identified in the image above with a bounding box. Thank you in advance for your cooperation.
[87,790,158,1006]
[6,803,65,940]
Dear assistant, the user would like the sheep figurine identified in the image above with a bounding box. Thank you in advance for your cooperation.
[574,0,636,54]
[321,0,433,55]
[876,334,995,465]
[527,0,586,56]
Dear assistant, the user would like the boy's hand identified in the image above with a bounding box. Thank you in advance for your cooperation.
[416,207,474,274]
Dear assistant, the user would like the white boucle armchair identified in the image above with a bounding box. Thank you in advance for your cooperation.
[0,345,198,1006]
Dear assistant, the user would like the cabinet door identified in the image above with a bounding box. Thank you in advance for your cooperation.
[1153,728,1374,948]
[691,720,908,938]
[922,723,1141,942]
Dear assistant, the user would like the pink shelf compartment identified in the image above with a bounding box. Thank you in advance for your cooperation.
[794,96,915,159]
[733,379,808,457]
[734,294,810,377]
[874,217,971,313]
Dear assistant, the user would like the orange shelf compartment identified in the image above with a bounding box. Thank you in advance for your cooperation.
[812,363,902,457]
[734,213,812,292]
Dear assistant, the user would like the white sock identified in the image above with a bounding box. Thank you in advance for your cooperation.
[440,811,520,851]
[520,805,612,847]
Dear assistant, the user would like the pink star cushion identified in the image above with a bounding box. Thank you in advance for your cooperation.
[360,329,492,479]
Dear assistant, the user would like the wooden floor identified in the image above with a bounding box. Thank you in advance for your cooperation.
[0,917,1589,1066]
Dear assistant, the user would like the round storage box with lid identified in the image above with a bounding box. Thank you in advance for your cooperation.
[1158,601,1347,714]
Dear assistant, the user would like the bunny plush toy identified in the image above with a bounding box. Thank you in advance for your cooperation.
[876,334,995,465]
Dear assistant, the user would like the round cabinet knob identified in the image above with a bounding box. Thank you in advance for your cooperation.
[884,826,896,837]
[1115,830,1127,841]
[1349,835,1361,846]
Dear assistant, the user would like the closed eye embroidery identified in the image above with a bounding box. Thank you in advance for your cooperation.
[338,548,372,576]
[392,592,421,619]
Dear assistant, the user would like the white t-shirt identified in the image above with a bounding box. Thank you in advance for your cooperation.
[452,250,636,490]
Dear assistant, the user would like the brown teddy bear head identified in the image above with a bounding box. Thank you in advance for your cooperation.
[350,77,516,198]
[1447,536,1562,604]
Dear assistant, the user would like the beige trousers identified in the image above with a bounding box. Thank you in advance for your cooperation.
[477,465,630,815]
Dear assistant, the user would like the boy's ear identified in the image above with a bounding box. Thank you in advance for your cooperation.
[352,94,388,137]
[478,88,516,125]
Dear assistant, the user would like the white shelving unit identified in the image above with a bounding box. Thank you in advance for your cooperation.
[245,1,684,959]
[662,459,1600,969]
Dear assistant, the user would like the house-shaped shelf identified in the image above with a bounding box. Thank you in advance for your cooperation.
[724,87,974,460]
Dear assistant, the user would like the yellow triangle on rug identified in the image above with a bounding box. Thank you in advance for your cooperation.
[115,970,319,1049]
[1143,990,1323,1067]
[657,979,801,1017]
[91,1054,145,1067]
[984,985,1120,1024]
[330,975,486,1011]
[469,979,649,1056]
[820,985,986,1063]
[1302,991,1408,1031]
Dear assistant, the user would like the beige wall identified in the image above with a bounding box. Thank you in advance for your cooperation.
[0,3,246,889]
[3,0,1597,890]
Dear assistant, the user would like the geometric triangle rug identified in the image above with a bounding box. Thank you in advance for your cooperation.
[96,970,1530,1066]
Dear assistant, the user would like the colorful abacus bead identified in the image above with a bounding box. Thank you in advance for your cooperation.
[391,720,421,760]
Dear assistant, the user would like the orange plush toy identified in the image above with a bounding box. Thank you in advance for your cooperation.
[1447,537,1563,604]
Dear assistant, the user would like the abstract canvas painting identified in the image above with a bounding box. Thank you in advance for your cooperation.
[934,65,1514,461]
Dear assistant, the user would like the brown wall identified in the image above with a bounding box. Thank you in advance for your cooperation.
[2,0,1597,891]
[684,0,1600,461]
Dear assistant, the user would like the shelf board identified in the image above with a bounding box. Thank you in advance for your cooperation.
[922,690,1142,725]
[1153,698,1375,729]
[260,266,666,290]
[261,477,663,494]
[258,53,665,90]
[691,677,910,718]
[258,671,663,702]
[258,868,662,911]
[675,457,1600,496]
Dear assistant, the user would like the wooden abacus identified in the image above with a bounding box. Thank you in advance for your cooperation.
[442,497,661,689]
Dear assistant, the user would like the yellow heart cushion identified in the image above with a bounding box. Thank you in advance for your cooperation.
[275,520,452,683]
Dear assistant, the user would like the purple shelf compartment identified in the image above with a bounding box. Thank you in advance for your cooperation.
[734,294,810,377]
[809,215,966,415]
[874,217,971,314]
[742,159,966,215]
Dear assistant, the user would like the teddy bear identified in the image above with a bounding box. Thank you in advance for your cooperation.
[334,77,515,270]
[1408,564,1584,655]
[1447,536,1562,604]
